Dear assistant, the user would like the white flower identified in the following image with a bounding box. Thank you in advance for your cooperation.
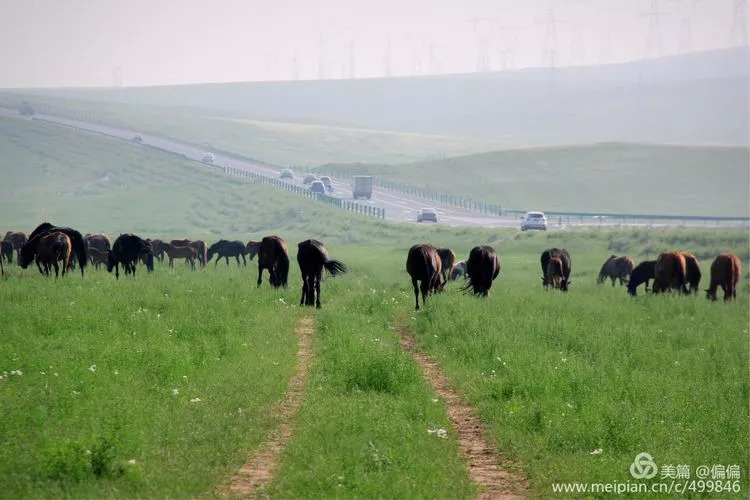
[171,388,179,396]
[427,428,447,439]
[190,398,201,403]
[590,448,603,455]
[431,398,439,403]
[114,370,119,376]
[89,365,96,373]
[127,459,137,465]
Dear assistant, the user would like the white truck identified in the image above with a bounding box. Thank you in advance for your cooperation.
[353,175,373,199]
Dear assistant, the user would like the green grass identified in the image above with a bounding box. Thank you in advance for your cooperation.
[0,265,301,497]
[317,143,750,216]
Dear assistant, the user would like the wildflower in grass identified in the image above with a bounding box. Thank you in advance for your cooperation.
[114,370,119,376]
[72,390,80,395]
[590,448,603,455]
[54,372,58,377]
[89,364,96,373]
[427,428,447,439]
[431,398,439,403]
[172,388,179,396]
[190,398,201,403]
[127,459,137,465]
[10,370,22,376]
[279,298,286,304]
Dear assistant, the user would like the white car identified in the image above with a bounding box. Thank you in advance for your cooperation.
[417,207,438,223]
[202,152,215,164]
[521,211,547,231]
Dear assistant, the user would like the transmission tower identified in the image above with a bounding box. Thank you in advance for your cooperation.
[112,66,122,88]
[641,0,669,58]
[494,26,522,70]
[537,8,560,68]
[471,18,498,72]
[672,0,700,53]
[407,33,423,75]
[730,0,748,46]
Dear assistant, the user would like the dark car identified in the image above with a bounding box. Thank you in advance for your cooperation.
[280,168,293,179]
[319,176,334,192]
[303,174,317,185]
[417,208,438,223]
[131,134,143,143]
[310,180,326,194]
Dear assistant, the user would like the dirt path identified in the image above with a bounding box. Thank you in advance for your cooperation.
[225,316,314,498]
[397,323,528,500]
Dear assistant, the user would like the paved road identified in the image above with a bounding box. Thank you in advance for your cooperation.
[2,108,745,230]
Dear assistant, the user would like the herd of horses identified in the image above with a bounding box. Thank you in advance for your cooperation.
[2,223,348,309]
[405,243,742,310]
[1,224,743,310]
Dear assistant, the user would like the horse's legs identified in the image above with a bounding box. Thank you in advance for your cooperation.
[53,261,59,279]
[257,264,264,287]
[300,274,307,306]
[412,278,420,310]
[241,254,246,267]
[420,279,431,308]
[235,255,240,267]
[190,258,195,271]
[315,272,322,308]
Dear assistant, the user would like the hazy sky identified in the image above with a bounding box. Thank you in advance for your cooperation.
[0,0,744,88]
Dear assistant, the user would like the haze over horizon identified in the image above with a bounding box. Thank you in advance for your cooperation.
[1,0,746,88]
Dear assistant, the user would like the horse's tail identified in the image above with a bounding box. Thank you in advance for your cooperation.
[323,258,347,276]
[277,251,289,287]
[61,235,73,273]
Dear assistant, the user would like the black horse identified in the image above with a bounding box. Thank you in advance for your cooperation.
[463,246,501,296]
[541,248,572,291]
[406,244,442,311]
[0,240,13,264]
[297,239,347,308]
[627,260,656,296]
[248,236,289,288]
[207,240,248,267]
[108,234,153,279]
[21,222,87,277]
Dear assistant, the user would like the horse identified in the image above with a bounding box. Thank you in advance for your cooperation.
[653,252,689,294]
[541,248,572,291]
[164,243,197,271]
[597,255,635,286]
[170,239,207,267]
[84,233,111,253]
[681,252,702,294]
[108,234,153,279]
[436,248,456,286]
[706,253,741,302]
[449,260,468,280]
[463,246,501,296]
[0,240,13,264]
[88,248,109,270]
[248,236,289,288]
[207,240,247,267]
[25,222,87,276]
[627,260,656,296]
[36,232,73,278]
[3,231,28,262]
[146,239,166,262]
[297,239,347,308]
[406,244,442,310]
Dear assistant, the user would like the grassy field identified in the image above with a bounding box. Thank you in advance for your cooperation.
[317,143,750,216]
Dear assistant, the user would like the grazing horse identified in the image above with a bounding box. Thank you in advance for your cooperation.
[146,239,166,263]
[84,233,111,253]
[681,252,701,294]
[706,253,741,302]
[406,244,442,310]
[26,222,87,276]
[164,243,197,271]
[207,240,247,267]
[297,239,347,308]
[88,248,109,270]
[249,236,289,288]
[653,252,688,294]
[597,255,635,286]
[0,240,13,263]
[464,246,501,296]
[450,260,468,280]
[108,234,153,279]
[170,239,208,267]
[3,231,28,262]
[541,248,572,291]
[436,248,456,286]
[627,260,656,296]
[36,232,72,278]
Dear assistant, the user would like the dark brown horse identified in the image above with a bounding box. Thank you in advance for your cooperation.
[706,253,741,302]
[164,243,197,271]
[541,248,572,291]
[107,234,153,279]
[653,252,688,294]
[0,240,13,264]
[627,260,656,296]
[681,252,702,294]
[146,239,166,262]
[88,248,109,270]
[171,239,208,267]
[21,223,87,277]
[436,248,456,286]
[597,255,635,286]
[207,240,247,267]
[464,245,501,296]
[249,236,289,288]
[297,239,347,308]
[406,244,442,310]
[84,233,112,253]
[3,231,28,262]
[36,232,72,278]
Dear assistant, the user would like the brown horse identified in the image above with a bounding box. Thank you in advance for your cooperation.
[164,243,197,270]
[297,239,347,308]
[406,244,442,310]
[84,233,111,253]
[4,231,28,262]
[170,239,207,267]
[88,248,109,270]
[706,253,741,302]
[597,255,635,286]
[653,252,688,294]
[547,257,564,289]
[146,239,166,262]
[436,248,456,286]
[249,236,289,288]
[37,232,72,278]
[25,223,87,276]
[681,252,702,294]
[464,245,501,296]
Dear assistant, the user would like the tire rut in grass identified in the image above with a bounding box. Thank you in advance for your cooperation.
[397,323,528,500]
[226,316,314,498]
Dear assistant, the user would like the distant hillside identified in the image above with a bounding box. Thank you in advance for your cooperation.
[10,47,749,147]
[317,143,750,217]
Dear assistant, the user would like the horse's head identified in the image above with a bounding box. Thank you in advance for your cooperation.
[18,236,41,269]
[106,251,116,272]
[143,252,154,272]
